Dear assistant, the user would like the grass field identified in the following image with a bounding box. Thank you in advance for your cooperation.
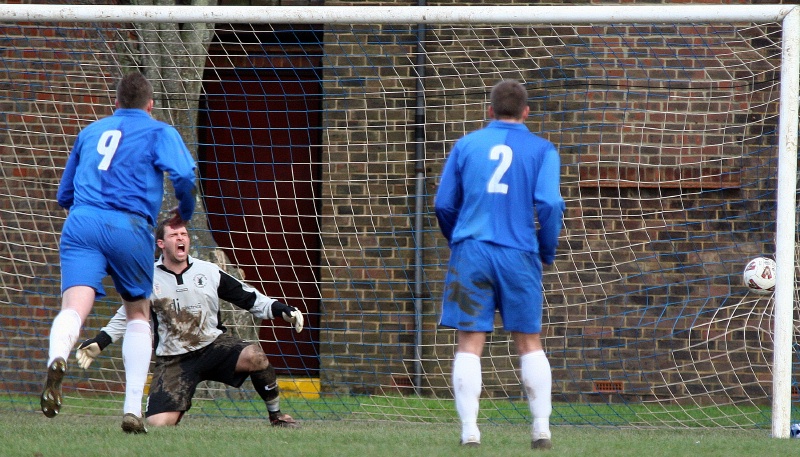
[2,392,781,427]
[2,410,799,457]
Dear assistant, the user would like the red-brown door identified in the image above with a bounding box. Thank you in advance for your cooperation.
[199,68,321,375]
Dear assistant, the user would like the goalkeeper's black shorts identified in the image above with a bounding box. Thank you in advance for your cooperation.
[145,333,251,417]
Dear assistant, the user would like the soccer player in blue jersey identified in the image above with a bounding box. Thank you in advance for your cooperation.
[41,72,197,434]
[435,80,565,450]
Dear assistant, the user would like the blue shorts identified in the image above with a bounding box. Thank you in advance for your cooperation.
[59,205,155,301]
[439,239,544,334]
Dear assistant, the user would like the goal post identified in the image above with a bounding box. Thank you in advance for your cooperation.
[772,5,800,440]
[0,4,798,437]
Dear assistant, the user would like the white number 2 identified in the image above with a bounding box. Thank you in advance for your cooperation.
[487,144,512,194]
[96,130,122,171]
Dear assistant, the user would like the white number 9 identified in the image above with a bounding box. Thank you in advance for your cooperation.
[97,130,122,171]
[487,144,512,194]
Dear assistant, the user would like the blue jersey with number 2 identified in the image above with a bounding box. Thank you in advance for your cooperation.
[57,108,196,225]
[435,120,564,264]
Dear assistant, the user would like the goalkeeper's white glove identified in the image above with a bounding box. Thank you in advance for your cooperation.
[284,308,304,333]
[271,302,304,333]
[75,331,112,369]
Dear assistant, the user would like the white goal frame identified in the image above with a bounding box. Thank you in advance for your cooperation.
[0,3,797,438]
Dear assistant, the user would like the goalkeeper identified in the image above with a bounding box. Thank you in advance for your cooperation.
[76,217,303,429]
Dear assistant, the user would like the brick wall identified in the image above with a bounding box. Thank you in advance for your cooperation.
[0,15,122,391]
[317,0,786,403]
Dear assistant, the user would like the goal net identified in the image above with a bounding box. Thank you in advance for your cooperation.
[0,4,798,435]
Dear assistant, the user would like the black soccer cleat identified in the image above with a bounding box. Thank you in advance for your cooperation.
[269,412,299,428]
[531,432,553,450]
[41,357,67,418]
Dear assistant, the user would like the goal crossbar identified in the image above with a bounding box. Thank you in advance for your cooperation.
[0,5,795,25]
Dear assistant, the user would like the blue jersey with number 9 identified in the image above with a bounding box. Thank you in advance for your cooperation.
[57,108,196,225]
[434,120,564,264]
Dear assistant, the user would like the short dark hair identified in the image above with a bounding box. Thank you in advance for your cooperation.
[490,79,528,119]
[116,72,153,109]
[155,217,184,242]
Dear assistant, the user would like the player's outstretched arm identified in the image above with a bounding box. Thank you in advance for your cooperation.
[75,331,113,369]
[217,269,304,332]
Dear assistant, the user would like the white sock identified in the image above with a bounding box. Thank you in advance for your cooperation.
[452,352,482,443]
[122,319,151,416]
[266,398,280,413]
[48,309,82,366]
[521,350,552,438]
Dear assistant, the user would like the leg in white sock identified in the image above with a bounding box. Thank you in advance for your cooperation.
[520,350,552,438]
[122,319,152,416]
[452,351,482,443]
[42,307,83,417]
[48,285,95,367]
[42,286,94,417]
[48,309,83,366]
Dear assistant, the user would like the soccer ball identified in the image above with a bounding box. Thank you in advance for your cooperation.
[743,256,776,294]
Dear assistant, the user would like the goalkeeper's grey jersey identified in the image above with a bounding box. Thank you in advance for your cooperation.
[102,256,277,356]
